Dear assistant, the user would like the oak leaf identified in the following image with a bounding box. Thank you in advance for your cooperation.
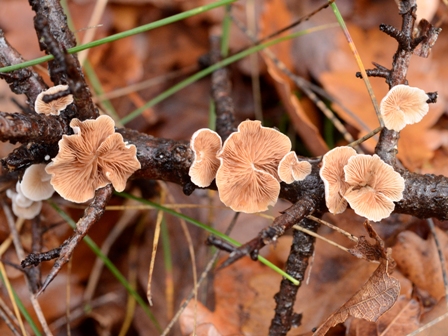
[313,257,400,335]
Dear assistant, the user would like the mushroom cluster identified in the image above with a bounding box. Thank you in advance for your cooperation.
[188,120,312,213]
[7,182,43,220]
[380,84,429,132]
[320,146,405,221]
[6,164,55,219]
[45,115,141,203]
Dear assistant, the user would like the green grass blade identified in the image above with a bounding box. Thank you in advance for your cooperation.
[117,192,300,286]
[0,272,42,336]
[0,0,237,73]
[330,2,383,126]
[120,23,337,124]
[49,202,161,332]
[220,5,232,57]
[83,61,122,126]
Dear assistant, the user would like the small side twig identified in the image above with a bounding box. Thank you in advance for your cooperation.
[2,201,53,335]
[218,197,316,269]
[21,184,113,294]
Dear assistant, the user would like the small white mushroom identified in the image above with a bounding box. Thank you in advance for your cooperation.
[20,164,55,201]
[6,182,42,219]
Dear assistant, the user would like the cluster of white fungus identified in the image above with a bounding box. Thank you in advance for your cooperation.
[6,164,55,219]
[188,120,312,213]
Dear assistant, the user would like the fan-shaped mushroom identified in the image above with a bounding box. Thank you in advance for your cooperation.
[343,154,405,221]
[380,84,429,132]
[319,146,357,214]
[46,115,141,203]
[35,85,73,115]
[189,129,222,187]
[216,120,291,213]
[278,151,312,184]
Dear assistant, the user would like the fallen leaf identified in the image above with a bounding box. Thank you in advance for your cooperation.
[392,227,448,301]
[419,298,448,336]
[313,257,400,335]
[345,296,420,335]
[260,0,329,155]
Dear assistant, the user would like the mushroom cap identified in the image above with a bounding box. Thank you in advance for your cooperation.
[6,185,42,219]
[7,182,33,208]
[319,146,357,214]
[343,154,405,221]
[46,115,140,203]
[97,133,141,192]
[380,84,429,132]
[278,151,312,184]
[188,129,222,187]
[12,200,42,220]
[216,120,291,213]
[20,164,55,201]
[35,85,73,115]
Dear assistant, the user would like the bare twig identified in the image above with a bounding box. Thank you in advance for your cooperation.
[21,184,113,294]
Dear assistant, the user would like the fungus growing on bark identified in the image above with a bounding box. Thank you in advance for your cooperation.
[319,146,357,214]
[6,182,42,220]
[20,164,54,201]
[189,129,222,187]
[35,84,73,115]
[216,120,291,213]
[380,84,429,132]
[343,154,405,222]
[45,115,141,203]
[278,151,312,184]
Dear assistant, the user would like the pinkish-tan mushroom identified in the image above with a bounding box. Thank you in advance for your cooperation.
[278,151,312,184]
[343,154,405,221]
[188,129,222,187]
[35,85,73,115]
[319,146,357,214]
[20,164,54,201]
[380,84,429,132]
[216,120,291,213]
[46,115,141,203]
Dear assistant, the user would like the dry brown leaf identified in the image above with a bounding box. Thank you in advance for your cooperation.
[179,256,275,336]
[179,300,236,336]
[313,257,400,335]
[376,296,420,335]
[419,298,448,336]
[259,0,328,156]
[348,221,388,263]
[392,227,448,300]
[345,296,420,335]
[290,211,412,334]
